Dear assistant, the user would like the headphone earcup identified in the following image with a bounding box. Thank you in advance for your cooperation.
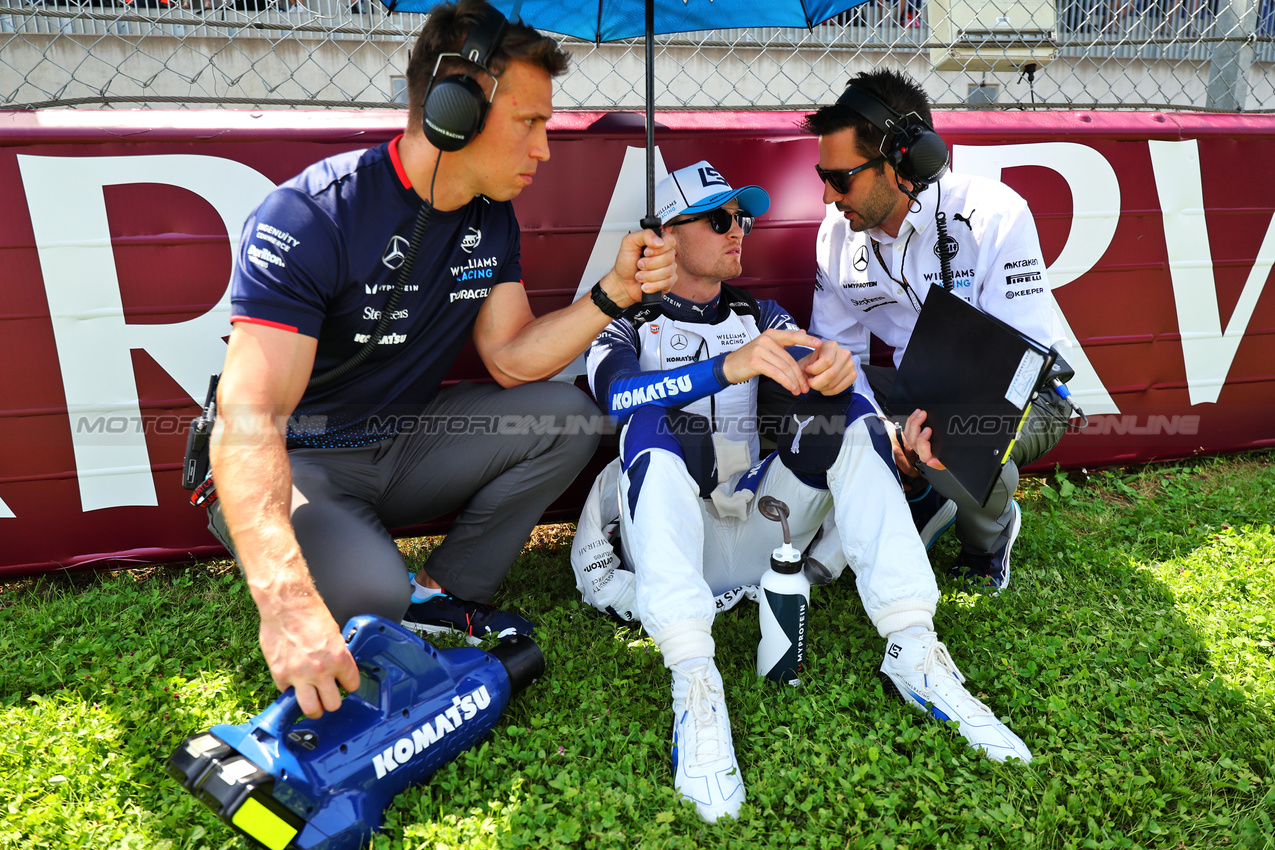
[422,74,489,152]
[892,125,950,186]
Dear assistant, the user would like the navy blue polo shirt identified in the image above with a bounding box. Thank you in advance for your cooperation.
[230,137,523,447]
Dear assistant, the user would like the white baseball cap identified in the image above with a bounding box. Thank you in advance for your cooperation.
[653,161,771,225]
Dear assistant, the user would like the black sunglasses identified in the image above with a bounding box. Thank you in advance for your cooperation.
[667,207,755,236]
[815,155,887,195]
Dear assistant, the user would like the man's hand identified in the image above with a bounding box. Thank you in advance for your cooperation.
[603,228,679,308]
[722,328,823,395]
[257,586,361,719]
[796,338,857,396]
[893,408,945,477]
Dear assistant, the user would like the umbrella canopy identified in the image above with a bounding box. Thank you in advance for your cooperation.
[383,0,865,41]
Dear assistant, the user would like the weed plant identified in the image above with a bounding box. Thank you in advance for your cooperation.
[1,452,1273,849]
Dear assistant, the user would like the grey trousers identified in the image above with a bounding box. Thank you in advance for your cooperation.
[209,380,601,626]
[862,365,1068,556]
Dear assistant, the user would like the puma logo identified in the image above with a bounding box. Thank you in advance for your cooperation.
[790,415,815,454]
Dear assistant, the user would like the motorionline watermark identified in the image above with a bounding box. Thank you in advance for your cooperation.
[941,413,1201,437]
[67,410,1202,441]
[71,412,622,440]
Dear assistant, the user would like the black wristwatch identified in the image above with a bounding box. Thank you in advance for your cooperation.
[590,280,624,319]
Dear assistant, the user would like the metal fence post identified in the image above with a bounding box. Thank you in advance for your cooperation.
[1207,0,1260,111]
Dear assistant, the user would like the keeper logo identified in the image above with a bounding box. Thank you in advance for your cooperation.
[1006,287,1044,299]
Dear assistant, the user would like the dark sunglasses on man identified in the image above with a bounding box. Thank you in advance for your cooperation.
[814,155,887,195]
[667,207,755,236]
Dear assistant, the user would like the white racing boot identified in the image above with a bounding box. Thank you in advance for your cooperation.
[880,630,1033,763]
[670,660,745,821]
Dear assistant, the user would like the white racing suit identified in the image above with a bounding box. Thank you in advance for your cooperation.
[571,285,939,669]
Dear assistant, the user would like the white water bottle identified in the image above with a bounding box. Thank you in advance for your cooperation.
[756,538,810,686]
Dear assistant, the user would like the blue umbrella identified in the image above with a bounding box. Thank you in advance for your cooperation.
[382,0,869,303]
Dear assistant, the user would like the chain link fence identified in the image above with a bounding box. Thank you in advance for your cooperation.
[2,0,1273,111]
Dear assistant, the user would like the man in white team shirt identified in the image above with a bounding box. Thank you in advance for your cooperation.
[803,68,1073,591]
[575,160,1033,823]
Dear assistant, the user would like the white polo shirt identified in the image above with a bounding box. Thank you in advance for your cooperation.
[809,171,1069,405]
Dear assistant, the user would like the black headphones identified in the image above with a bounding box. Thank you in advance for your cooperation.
[835,85,949,188]
[421,6,508,152]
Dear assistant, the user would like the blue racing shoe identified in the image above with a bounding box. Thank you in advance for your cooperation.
[402,591,535,645]
[908,484,957,550]
[950,500,1021,592]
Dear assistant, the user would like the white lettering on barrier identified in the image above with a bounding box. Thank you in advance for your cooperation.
[551,145,669,381]
[1148,139,1275,406]
[954,142,1122,415]
[16,154,276,512]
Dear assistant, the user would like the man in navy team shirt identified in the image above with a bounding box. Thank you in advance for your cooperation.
[208,0,677,720]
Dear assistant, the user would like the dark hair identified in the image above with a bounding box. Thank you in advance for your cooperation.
[406,0,571,132]
[800,69,933,163]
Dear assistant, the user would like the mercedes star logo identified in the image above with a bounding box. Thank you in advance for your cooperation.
[853,244,869,271]
[382,235,409,270]
[670,333,689,351]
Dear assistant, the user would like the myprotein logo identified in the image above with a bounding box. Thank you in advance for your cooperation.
[365,283,419,295]
[371,686,493,780]
[382,235,409,270]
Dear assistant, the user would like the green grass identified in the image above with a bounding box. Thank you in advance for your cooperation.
[2,451,1274,849]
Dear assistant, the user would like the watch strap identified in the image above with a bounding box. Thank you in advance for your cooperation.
[590,280,624,319]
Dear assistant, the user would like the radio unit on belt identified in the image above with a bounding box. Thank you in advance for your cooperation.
[183,374,220,495]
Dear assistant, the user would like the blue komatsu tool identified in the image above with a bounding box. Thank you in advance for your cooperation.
[166,614,543,850]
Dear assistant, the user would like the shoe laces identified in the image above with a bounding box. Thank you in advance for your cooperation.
[439,593,497,635]
[918,635,994,720]
[677,665,728,763]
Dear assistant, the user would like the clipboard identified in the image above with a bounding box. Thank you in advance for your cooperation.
[886,284,1057,507]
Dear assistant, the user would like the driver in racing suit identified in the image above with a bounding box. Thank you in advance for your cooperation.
[575,160,1033,824]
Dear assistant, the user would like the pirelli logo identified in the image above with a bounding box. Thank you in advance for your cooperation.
[1007,271,1043,286]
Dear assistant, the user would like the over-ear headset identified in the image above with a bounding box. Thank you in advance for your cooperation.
[421,6,508,152]
[835,85,949,188]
